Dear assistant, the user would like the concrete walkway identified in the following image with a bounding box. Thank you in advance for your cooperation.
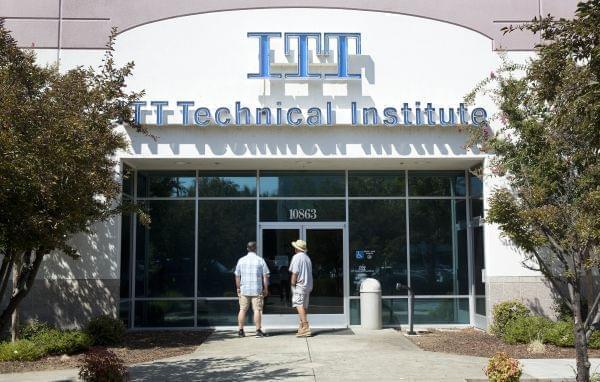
[1,328,599,381]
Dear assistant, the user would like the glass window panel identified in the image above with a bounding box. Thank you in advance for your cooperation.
[134,300,194,327]
[348,171,405,197]
[409,199,468,295]
[349,200,407,296]
[198,200,257,297]
[137,171,196,198]
[260,200,345,222]
[197,300,245,327]
[262,229,300,315]
[471,198,484,220]
[119,300,130,328]
[413,298,469,324]
[408,171,466,197]
[259,171,345,197]
[198,171,256,197]
[122,164,134,197]
[135,200,195,298]
[305,229,344,314]
[470,173,483,198]
[120,210,132,299]
[350,299,360,325]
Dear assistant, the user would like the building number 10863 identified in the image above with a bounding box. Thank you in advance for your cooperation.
[288,208,317,220]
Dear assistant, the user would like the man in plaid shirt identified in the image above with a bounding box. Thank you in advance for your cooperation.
[234,241,270,337]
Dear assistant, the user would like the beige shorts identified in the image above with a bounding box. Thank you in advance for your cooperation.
[291,288,310,308]
[239,294,264,312]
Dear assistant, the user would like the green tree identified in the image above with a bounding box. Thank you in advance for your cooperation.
[466,2,600,380]
[0,22,145,337]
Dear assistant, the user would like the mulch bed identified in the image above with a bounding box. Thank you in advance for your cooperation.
[407,328,600,359]
[0,330,213,374]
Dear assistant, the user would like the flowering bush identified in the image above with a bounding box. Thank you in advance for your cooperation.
[484,352,522,382]
[79,347,128,382]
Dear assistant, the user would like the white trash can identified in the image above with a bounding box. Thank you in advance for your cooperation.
[359,278,382,330]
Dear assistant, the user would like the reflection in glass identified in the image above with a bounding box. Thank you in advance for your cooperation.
[260,200,345,222]
[119,300,130,328]
[134,300,194,327]
[137,171,196,198]
[413,298,469,324]
[198,172,256,197]
[197,300,244,326]
[470,173,483,198]
[305,229,344,314]
[135,201,195,298]
[262,229,300,315]
[259,171,345,197]
[348,171,405,196]
[349,200,407,295]
[409,199,468,295]
[473,203,486,315]
[198,200,257,297]
[408,171,466,197]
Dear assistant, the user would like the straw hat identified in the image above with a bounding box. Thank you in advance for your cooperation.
[291,239,307,252]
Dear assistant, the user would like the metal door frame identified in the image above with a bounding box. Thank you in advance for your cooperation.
[258,222,348,328]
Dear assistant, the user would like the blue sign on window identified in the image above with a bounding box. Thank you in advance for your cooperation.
[355,250,365,260]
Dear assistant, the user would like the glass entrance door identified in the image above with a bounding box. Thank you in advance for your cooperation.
[260,223,346,328]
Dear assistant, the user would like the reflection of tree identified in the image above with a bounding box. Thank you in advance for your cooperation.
[408,173,465,196]
[260,172,345,197]
[349,200,406,295]
[136,201,195,298]
[348,172,405,196]
[198,175,256,197]
[197,201,256,297]
[138,172,196,197]
[409,200,454,295]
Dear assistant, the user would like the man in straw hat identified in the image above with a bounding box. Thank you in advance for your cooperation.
[234,241,269,338]
[289,239,313,337]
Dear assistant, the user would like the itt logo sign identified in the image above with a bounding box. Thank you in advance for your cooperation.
[247,32,361,79]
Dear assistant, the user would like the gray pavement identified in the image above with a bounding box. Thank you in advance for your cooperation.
[1,328,599,381]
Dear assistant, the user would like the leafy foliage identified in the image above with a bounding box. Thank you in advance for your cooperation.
[79,347,128,382]
[34,329,92,355]
[0,339,44,361]
[484,352,522,382]
[19,319,53,340]
[502,316,554,344]
[464,2,600,380]
[490,300,531,337]
[0,21,145,333]
[85,315,126,346]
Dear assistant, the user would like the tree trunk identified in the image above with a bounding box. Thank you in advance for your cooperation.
[10,257,20,342]
[0,251,44,335]
[571,285,591,382]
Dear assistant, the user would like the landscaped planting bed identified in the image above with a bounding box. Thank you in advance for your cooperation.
[0,330,212,374]
[408,328,600,359]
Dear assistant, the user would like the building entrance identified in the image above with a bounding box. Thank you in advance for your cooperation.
[259,222,347,328]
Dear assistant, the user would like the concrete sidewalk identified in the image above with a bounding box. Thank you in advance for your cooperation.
[1,328,598,381]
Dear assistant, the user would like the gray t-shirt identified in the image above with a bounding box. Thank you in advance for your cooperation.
[289,252,313,293]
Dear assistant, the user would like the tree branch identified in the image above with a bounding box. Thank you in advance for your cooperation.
[584,291,600,340]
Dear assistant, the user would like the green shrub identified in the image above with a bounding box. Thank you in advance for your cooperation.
[33,329,92,355]
[85,315,126,346]
[0,340,45,361]
[590,330,600,349]
[546,321,574,347]
[490,300,530,336]
[79,347,128,382]
[484,352,522,382]
[19,319,53,340]
[503,315,553,344]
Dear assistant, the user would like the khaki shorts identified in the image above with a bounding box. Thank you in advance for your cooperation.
[291,288,310,308]
[239,294,264,312]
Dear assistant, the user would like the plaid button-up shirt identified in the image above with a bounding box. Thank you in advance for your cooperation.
[234,252,270,296]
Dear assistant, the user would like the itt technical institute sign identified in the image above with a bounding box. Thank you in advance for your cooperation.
[133,32,488,127]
